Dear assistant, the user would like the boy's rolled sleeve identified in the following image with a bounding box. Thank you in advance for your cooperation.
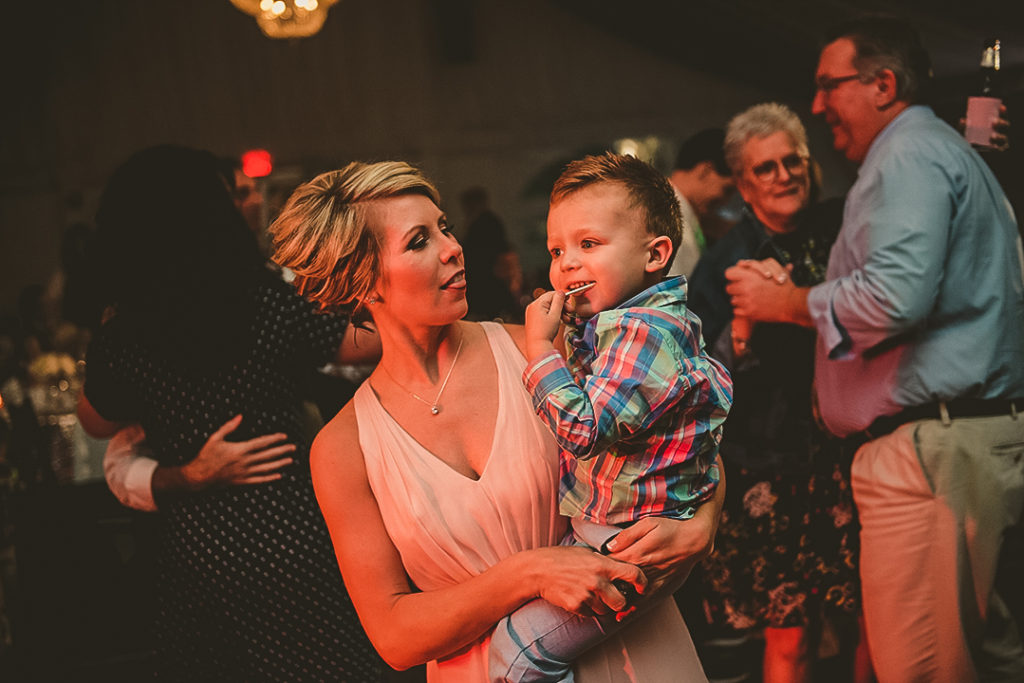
[523,349,599,458]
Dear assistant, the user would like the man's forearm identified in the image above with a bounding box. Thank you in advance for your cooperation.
[783,284,814,328]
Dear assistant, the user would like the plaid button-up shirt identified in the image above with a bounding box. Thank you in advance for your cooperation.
[524,276,732,525]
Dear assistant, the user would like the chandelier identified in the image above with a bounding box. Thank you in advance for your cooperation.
[230,0,340,39]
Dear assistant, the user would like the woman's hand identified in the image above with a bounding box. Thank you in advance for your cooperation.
[605,457,724,596]
[604,515,714,596]
[731,315,755,360]
[178,415,296,491]
[527,545,647,616]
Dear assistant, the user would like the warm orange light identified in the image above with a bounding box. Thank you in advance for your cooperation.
[241,149,273,178]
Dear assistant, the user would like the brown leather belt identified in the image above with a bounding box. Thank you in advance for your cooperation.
[859,397,1022,441]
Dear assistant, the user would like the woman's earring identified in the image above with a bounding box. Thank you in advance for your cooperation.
[365,297,378,305]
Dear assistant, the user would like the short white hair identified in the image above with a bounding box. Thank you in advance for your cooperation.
[724,103,810,174]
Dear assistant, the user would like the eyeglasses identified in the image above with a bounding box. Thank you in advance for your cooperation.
[814,73,862,94]
[750,153,809,184]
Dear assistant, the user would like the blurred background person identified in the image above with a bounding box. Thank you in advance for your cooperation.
[724,17,1024,680]
[666,128,737,278]
[686,103,868,683]
[219,155,265,236]
[460,186,526,322]
[76,145,384,681]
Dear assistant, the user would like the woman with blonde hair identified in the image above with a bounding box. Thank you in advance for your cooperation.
[271,160,722,681]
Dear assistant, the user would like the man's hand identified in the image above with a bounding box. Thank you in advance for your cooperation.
[960,103,1010,152]
[524,290,565,360]
[725,258,813,327]
[179,415,296,490]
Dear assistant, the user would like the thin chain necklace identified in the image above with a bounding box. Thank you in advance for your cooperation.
[379,331,465,416]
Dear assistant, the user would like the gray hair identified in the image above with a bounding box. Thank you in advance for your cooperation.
[723,103,810,175]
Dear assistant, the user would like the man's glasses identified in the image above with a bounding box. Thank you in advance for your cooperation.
[814,73,862,95]
[750,153,809,184]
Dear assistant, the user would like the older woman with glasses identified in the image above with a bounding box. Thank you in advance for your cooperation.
[686,103,870,683]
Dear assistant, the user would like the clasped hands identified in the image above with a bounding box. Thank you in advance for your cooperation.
[724,257,799,323]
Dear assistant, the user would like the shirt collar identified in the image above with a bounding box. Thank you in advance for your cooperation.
[861,104,933,170]
[740,204,773,240]
[565,276,688,334]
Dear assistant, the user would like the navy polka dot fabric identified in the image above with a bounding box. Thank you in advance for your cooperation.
[85,274,382,681]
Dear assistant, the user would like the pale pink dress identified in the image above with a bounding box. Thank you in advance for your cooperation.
[354,322,707,682]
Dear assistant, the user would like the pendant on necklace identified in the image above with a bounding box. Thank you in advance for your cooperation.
[431,405,440,415]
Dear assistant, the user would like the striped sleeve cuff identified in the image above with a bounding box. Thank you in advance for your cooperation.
[523,349,577,410]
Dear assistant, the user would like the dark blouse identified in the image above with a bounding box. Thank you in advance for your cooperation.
[687,198,843,469]
[84,273,382,681]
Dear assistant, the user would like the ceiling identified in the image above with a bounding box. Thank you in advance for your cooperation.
[554,0,1024,100]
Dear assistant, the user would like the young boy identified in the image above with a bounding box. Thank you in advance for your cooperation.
[489,152,733,681]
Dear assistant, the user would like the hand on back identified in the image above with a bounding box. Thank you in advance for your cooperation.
[181,415,296,490]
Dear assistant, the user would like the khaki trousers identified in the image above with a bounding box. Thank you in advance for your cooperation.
[852,414,1024,682]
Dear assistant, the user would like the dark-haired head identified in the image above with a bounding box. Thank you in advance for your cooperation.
[93,145,265,363]
[674,128,730,176]
[825,15,933,105]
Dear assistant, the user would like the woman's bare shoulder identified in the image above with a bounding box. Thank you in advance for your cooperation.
[499,322,528,357]
[311,399,362,471]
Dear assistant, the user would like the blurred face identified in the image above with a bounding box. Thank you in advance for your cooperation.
[368,194,467,324]
[735,131,811,234]
[547,183,659,318]
[705,170,736,210]
[693,166,735,218]
[233,170,263,233]
[811,38,883,163]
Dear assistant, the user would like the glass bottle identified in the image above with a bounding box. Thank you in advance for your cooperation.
[965,39,1003,150]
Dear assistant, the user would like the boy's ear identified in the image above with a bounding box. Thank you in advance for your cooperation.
[645,235,674,273]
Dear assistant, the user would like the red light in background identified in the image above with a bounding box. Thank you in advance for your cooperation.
[242,149,273,178]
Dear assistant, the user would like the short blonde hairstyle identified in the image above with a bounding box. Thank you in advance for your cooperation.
[269,161,441,318]
[723,103,810,175]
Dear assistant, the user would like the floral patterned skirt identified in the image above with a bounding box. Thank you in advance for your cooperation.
[699,444,861,631]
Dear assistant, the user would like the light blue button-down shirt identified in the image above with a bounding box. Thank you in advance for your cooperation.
[807,105,1024,437]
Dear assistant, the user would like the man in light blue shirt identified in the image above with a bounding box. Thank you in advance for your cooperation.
[725,16,1024,682]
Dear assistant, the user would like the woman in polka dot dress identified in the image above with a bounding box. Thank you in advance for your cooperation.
[77,146,384,681]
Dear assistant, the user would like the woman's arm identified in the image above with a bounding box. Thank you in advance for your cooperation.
[77,391,124,438]
[605,454,725,595]
[312,405,645,671]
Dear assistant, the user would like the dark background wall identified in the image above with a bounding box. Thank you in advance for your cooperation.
[2,0,1021,311]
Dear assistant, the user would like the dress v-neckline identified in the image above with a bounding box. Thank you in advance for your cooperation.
[367,324,506,482]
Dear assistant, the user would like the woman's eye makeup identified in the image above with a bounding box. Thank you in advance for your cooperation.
[407,230,428,250]
[406,221,453,250]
